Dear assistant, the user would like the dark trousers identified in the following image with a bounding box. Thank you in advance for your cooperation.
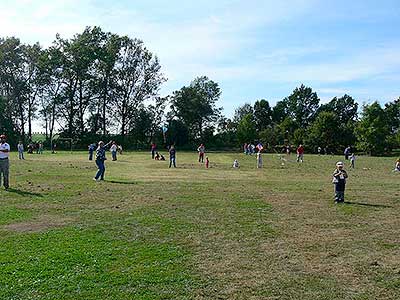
[169,157,176,168]
[112,151,117,161]
[0,158,9,188]
[89,152,93,161]
[199,153,204,163]
[151,150,155,159]
[95,160,105,180]
[334,185,345,202]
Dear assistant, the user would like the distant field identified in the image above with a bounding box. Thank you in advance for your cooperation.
[0,151,399,299]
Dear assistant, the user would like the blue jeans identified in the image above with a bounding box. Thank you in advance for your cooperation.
[18,151,24,160]
[89,151,93,161]
[95,160,105,180]
[112,151,117,161]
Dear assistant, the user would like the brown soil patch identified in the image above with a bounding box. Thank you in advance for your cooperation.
[3,215,74,233]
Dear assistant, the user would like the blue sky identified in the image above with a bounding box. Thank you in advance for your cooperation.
[1,0,399,118]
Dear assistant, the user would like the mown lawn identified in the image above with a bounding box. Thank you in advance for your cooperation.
[0,151,399,299]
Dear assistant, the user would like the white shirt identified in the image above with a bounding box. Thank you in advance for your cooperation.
[0,142,10,159]
[110,144,117,152]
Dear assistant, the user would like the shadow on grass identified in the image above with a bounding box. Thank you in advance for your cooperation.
[5,188,43,197]
[344,201,392,208]
[106,180,138,185]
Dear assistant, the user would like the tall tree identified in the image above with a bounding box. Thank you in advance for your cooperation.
[356,102,390,155]
[237,114,257,144]
[113,37,165,137]
[170,76,221,141]
[271,100,288,124]
[318,94,358,124]
[307,111,341,151]
[233,103,253,124]
[283,84,320,128]
[0,37,29,139]
[253,99,272,131]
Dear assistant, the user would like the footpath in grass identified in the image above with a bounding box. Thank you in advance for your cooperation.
[0,151,399,299]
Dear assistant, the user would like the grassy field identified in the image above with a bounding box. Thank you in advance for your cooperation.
[0,151,399,299]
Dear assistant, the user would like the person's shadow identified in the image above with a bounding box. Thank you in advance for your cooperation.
[5,188,43,197]
[344,201,392,208]
[106,180,137,185]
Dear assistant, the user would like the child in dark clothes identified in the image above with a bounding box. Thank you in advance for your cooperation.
[332,161,348,203]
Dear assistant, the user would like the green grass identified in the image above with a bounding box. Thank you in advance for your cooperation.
[0,151,399,299]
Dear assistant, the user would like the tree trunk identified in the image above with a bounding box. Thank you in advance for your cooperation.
[79,82,84,135]
[102,78,108,135]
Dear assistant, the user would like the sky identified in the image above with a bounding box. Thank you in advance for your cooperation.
[1,0,400,121]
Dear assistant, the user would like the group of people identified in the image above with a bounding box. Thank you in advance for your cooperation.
[88,142,122,162]
[1,134,399,207]
[15,140,57,159]
[243,143,264,155]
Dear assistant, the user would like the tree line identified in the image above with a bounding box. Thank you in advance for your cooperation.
[0,27,399,155]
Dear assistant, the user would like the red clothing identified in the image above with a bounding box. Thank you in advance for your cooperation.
[297,146,304,154]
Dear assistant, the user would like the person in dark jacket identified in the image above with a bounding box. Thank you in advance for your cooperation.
[169,145,177,168]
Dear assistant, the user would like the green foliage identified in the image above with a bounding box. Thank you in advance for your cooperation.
[307,111,341,150]
[237,114,257,144]
[253,99,272,131]
[356,102,391,155]
[283,84,320,128]
[170,76,221,142]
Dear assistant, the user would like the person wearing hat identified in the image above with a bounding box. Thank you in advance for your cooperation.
[0,135,10,189]
[332,161,348,203]
[93,140,113,181]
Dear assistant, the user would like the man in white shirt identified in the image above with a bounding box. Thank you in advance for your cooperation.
[0,134,10,189]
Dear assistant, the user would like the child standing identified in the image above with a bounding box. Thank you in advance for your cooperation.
[205,156,209,169]
[110,142,117,161]
[296,144,304,162]
[349,153,356,169]
[332,161,348,204]
[17,141,25,160]
[257,151,263,168]
[169,145,177,168]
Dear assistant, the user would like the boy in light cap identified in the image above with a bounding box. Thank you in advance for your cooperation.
[332,161,348,203]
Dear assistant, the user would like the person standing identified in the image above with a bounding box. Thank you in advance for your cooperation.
[344,146,351,160]
[88,143,95,161]
[38,142,43,154]
[0,135,10,190]
[17,141,25,160]
[151,142,157,159]
[296,144,304,163]
[93,141,112,181]
[197,143,205,163]
[349,153,356,169]
[169,145,177,168]
[332,161,348,203]
[205,156,210,169]
[317,146,322,156]
[257,151,263,168]
[110,142,118,161]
